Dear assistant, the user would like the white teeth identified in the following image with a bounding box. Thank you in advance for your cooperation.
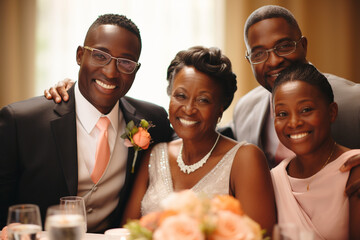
[179,118,197,126]
[271,73,280,77]
[96,80,116,89]
[290,132,308,139]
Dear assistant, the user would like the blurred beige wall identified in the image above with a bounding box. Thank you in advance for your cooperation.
[0,0,36,108]
[222,0,360,125]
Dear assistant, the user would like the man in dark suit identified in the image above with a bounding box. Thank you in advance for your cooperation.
[0,14,173,232]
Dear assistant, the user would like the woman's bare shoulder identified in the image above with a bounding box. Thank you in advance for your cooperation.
[233,142,268,170]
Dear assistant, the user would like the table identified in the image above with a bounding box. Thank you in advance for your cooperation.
[40,231,107,240]
[0,231,107,240]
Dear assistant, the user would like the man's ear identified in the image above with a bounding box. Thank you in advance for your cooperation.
[135,63,141,73]
[244,47,251,64]
[300,36,308,58]
[217,106,224,123]
[329,102,338,123]
[76,46,84,66]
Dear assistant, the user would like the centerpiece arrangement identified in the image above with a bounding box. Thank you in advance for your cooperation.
[124,190,263,240]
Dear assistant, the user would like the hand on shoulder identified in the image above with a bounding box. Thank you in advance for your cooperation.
[44,78,75,103]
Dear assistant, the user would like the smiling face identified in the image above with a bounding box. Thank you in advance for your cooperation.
[246,18,307,91]
[76,24,141,114]
[273,80,337,155]
[169,66,224,141]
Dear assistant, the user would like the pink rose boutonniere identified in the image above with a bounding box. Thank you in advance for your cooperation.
[121,119,154,173]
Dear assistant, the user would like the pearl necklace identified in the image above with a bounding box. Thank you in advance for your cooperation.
[307,142,337,191]
[177,133,221,174]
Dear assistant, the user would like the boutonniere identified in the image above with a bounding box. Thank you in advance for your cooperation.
[121,119,154,173]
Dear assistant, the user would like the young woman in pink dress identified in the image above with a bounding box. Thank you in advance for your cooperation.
[271,63,360,240]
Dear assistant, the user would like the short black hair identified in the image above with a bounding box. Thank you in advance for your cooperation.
[273,63,334,104]
[244,5,301,44]
[86,14,142,50]
[166,46,237,111]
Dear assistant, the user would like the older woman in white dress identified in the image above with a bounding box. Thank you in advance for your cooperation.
[122,46,276,236]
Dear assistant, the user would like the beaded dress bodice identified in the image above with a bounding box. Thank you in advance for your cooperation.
[141,141,246,215]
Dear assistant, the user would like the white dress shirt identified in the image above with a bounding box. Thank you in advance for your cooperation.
[74,82,128,231]
[74,82,127,175]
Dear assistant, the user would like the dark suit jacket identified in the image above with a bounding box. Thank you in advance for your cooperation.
[0,86,174,230]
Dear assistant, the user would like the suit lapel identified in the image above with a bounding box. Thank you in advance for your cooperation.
[243,88,271,148]
[51,86,78,195]
[119,97,144,174]
[254,94,271,148]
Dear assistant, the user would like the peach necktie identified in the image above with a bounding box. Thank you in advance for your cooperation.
[91,117,111,184]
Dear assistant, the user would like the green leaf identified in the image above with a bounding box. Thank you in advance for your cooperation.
[120,133,127,139]
[125,128,131,135]
[131,126,139,135]
[124,220,152,240]
[140,119,149,129]
[127,121,135,130]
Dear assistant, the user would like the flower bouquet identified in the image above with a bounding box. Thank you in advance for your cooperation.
[124,190,263,240]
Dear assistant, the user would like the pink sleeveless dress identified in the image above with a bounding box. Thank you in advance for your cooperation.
[271,150,360,240]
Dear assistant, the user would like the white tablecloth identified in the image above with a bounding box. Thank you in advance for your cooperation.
[0,231,107,240]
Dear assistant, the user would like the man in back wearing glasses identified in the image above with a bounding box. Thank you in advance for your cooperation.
[230,5,360,170]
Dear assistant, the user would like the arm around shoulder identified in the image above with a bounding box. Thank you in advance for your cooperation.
[347,163,360,239]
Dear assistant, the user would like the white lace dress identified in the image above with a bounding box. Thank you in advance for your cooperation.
[141,141,246,215]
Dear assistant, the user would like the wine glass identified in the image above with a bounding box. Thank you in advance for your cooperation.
[6,204,42,240]
[59,196,87,233]
[45,204,85,240]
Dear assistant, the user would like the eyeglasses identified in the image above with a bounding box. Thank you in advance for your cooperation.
[245,37,304,65]
[83,46,140,74]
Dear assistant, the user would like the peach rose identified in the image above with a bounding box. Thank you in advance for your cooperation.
[209,211,260,240]
[1,226,8,240]
[133,127,151,149]
[211,195,243,216]
[158,210,179,225]
[160,190,204,218]
[153,214,204,240]
[242,215,262,240]
[139,210,179,232]
[139,211,162,231]
[1,223,24,240]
